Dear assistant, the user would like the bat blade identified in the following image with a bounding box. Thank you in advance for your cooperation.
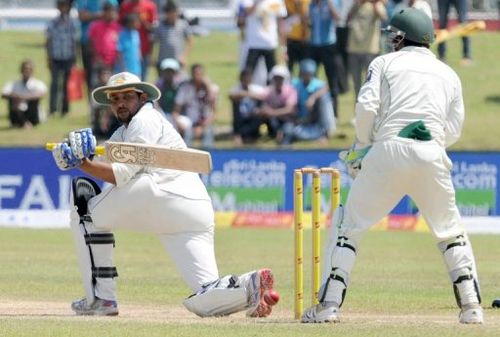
[104,142,212,174]
[46,142,212,174]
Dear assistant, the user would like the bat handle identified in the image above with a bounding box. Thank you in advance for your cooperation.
[45,142,105,155]
[45,142,58,151]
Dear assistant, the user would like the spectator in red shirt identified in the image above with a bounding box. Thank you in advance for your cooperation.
[88,2,121,89]
[119,0,158,80]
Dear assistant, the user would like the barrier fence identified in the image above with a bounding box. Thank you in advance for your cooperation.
[0,148,499,232]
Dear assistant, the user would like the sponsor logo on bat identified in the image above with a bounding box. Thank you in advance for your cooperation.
[107,144,156,165]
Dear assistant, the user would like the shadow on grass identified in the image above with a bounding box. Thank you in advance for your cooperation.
[485,95,500,104]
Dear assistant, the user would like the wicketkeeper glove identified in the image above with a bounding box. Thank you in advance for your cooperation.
[52,142,82,170]
[68,128,96,160]
[339,144,371,179]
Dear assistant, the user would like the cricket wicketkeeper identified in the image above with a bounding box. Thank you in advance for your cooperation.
[301,8,483,324]
[51,72,279,317]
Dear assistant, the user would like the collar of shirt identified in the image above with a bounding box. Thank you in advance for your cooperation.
[400,46,436,58]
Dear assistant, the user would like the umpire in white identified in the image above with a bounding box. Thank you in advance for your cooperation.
[301,8,483,324]
[51,72,278,317]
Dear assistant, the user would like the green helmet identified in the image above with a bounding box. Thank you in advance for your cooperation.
[387,8,435,45]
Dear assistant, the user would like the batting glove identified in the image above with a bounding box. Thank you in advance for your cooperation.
[69,128,96,160]
[52,142,82,170]
[339,144,371,179]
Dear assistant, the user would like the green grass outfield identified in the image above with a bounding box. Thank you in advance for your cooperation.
[0,227,499,336]
[0,31,499,149]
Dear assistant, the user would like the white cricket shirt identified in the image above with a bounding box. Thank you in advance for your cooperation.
[355,46,465,148]
[107,102,210,200]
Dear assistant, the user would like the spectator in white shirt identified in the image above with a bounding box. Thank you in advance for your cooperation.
[2,60,47,128]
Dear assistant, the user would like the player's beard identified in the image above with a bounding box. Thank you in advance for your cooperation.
[116,107,136,125]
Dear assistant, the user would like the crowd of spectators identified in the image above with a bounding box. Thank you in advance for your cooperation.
[1,0,471,148]
[228,0,441,146]
[229,60,335,146]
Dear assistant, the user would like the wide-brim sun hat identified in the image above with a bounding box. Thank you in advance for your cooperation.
[92,72,161,105]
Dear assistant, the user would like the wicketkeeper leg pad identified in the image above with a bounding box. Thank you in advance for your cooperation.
[322,205,343,282]
[438,234,481,308]
[319,235,357,307]
[71,177,118,303]
[183,275,248,317]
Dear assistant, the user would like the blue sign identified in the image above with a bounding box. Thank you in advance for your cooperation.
[0,148,498,216]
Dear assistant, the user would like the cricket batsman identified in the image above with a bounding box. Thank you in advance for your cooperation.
[51,72,279,317]
[301,8,483,324]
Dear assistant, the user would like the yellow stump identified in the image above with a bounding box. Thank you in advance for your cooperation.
[293,167,341,320]
[294,169,304,320]
[320,168,341,217]
[311,170,321,305]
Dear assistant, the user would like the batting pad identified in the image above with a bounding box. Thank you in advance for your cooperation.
[70,206,118,302]
[70,208,96,304]
[70,177,118,302]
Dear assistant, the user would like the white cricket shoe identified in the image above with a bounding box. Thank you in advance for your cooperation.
[71,297,119,316]
[246,268,278,318]
[301,302,340,323]
[459,304,483,324]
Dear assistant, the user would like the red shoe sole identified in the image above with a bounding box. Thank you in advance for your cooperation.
[250,269,278,318]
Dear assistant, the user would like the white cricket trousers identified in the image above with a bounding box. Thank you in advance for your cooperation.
[342,138,464,241]
[87,174,219,293]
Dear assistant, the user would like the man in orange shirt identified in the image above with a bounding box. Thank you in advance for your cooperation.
[284,0,310,73]
[119,0,158,80]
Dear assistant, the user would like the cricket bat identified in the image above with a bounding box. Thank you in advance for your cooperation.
[46,142,212,174]
[435,20,486,44]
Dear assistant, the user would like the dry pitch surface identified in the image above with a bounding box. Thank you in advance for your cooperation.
[2,299,499,326]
